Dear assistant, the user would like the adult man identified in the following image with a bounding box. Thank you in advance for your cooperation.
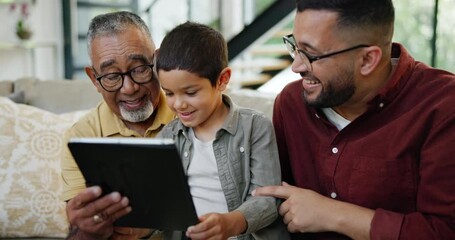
[253,0,455,239]
[61,11,174,239]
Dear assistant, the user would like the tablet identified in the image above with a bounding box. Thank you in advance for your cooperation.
[68,137,198,231]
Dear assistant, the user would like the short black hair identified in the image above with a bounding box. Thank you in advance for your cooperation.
[156,21,228,86]
[295,0,395,30]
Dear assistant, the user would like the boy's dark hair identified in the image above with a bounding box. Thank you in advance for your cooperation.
[156,21,228,86]
[295,0,395,31]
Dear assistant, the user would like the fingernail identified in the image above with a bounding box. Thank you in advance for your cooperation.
[91,186,102,195]
[251,189,256,196]
[110,192,121,201]
[121,196,129,205]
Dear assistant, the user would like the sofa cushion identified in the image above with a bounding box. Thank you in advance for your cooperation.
[0,97,86,238]
[226,88,276,119]
[13,78,102,114]
[0,81,14,97]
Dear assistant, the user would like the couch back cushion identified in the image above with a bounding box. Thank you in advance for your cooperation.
[0,81,13,97]
[14,78,102,114]
[0,97,86,238]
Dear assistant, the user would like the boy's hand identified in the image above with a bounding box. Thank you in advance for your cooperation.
[186,211,246,240]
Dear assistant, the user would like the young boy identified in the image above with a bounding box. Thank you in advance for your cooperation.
[156,22,289,240]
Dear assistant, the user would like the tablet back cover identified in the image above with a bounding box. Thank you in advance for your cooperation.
[68,137,198,231]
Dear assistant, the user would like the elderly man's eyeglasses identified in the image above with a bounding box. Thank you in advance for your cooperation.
[283,34,370,71]
[93,64,154,92]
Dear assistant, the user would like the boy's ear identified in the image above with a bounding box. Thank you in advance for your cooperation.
[217,67,231,91]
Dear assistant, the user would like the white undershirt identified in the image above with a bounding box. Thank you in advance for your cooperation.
[321,57,400,131]
[322,107,351,130]
[187,128,229,216]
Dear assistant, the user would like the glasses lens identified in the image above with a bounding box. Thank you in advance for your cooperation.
[284,39,296,59]
[100,74,122,91]
[283,37,313,71]
[131,65,153,83]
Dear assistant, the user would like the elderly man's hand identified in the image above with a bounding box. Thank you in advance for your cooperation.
[65,186,132,240]
[111,227,153,240]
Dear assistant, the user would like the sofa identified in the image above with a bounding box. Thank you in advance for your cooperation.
[0,77,277,239]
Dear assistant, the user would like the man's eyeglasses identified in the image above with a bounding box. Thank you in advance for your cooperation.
[283,34,370,71]
[93,64,154,92]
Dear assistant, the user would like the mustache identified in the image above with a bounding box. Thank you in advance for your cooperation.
[300,72,319,81]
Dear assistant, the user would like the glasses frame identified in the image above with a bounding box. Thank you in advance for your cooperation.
[283,34,370,71]
[93,64,155,92]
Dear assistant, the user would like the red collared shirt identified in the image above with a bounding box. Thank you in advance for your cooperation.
[274,43,455,239]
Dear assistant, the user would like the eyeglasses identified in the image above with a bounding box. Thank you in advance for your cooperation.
[93,64,155,92]
[283,34,370,71]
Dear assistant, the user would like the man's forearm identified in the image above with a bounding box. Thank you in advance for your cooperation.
[329,201,374,240]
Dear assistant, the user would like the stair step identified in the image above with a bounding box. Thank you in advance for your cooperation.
[230,72,272,88]
[248,44,289,57]
[230,58,291,72]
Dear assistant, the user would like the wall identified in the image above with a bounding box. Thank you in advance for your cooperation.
[0,0,63,81]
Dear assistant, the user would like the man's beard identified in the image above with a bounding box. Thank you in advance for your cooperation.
[304,70,356,108]
[120,100,154,123]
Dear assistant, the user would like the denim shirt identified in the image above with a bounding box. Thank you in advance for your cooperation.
[158,95,289,240]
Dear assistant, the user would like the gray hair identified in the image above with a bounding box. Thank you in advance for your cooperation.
[86,11,153,59]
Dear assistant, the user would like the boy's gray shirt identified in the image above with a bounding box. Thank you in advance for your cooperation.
[158,94,290,240]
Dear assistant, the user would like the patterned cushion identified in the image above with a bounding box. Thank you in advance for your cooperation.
[0,97,86,238]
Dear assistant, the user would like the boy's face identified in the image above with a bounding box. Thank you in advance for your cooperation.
[158,69,229,129]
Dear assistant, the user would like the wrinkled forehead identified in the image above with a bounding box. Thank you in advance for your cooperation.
[89,29,155,69]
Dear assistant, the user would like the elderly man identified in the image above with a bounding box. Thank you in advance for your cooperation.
[61,11,174,239]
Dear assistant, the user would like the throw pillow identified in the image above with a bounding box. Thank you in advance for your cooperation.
[0,97,84,238]
[6,91,25,104]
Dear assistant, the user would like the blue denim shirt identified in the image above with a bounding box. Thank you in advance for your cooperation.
[158,95,289,240]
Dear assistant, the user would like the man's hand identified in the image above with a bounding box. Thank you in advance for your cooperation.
[111,227,152,240]
[66,186,132,240]
[252,182,374,239]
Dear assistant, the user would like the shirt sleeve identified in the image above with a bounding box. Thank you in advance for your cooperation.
[61,126,88,201]
[236,114,281,234]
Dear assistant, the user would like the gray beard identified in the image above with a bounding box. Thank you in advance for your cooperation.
[120,100,154,123]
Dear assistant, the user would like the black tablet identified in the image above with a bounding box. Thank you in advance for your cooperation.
[68,137,198,231]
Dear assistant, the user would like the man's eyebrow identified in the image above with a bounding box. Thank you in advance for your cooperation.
[98,54,151,72]
[99,59,116,71]
[129,54,151,63]
[297,40,321,53]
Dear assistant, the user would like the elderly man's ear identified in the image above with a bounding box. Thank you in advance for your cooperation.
[85,67,103,93]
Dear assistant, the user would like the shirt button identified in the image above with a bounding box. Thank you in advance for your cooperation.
[184,151,188,157]
[332,147,338,154]
[330,192,337,199]
[239,147,245,153]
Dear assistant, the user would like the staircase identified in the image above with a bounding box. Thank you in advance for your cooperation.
[227,1,295,90]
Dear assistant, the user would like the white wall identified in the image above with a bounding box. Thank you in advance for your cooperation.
[0,0,63,81]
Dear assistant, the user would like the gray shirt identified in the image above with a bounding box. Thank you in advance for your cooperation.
[158,95,289,240]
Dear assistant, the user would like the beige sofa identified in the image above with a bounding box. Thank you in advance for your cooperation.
[0,78,277,239]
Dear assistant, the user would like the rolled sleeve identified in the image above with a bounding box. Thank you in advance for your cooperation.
[370,209,404,240]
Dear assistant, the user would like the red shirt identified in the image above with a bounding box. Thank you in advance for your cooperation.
[273,43,455,239]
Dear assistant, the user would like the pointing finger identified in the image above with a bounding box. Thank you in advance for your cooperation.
[252,185,293,199]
